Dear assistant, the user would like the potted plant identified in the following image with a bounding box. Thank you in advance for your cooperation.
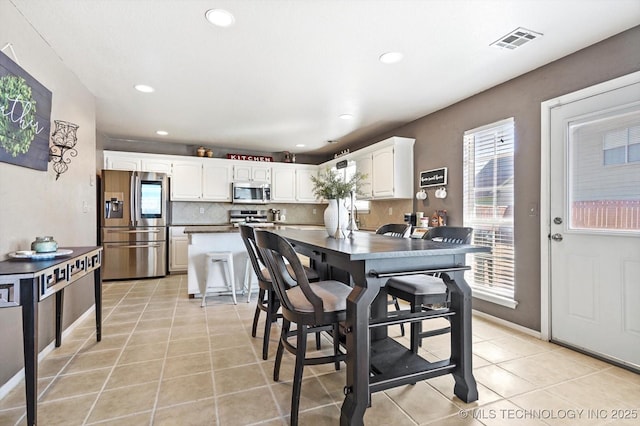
[311,167,366,238]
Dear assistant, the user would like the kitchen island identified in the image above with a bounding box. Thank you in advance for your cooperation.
[183,224,323,301]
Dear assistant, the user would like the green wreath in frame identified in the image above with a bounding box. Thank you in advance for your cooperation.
[0,74,38,157]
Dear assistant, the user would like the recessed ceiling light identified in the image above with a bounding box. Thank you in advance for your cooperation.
[156,130,168,136]
[339,114,353,120]
[134,84,154,93]
[379,52,403,64]
[205,9,235,27]
[295,144,305,148]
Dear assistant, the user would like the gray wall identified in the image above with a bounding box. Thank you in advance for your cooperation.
[343,26,640,331]
[0,3,98,388]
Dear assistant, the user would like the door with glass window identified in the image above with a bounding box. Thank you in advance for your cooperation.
[549,81,640,369]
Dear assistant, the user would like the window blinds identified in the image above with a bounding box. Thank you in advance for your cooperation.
[463,118,515,300]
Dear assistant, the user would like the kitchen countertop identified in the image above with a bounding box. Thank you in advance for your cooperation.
[183,224,325,234]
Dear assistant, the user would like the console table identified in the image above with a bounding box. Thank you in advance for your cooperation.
[0,246,103,426]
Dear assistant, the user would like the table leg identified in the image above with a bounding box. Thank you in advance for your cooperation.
[340,268,377,426]
[20,278,38,426]
[94,268,102,342]
[55,289,64,347]
[447,261,478,403]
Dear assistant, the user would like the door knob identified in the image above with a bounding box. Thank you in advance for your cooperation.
[551,233,563,241]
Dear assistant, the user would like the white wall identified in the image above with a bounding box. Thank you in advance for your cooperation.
[0,2,97,387]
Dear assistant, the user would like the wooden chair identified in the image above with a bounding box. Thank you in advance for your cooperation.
[376,223,412,336]
[239,224,320,360]
[385,226,473,353]
[254,229,350,426]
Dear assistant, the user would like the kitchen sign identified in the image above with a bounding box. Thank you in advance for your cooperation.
[227,154,273,162]
[420,167,447,187]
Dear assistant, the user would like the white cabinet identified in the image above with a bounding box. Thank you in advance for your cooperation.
[271,165,297,202]
[354,154,373,199]
[295,166,319,203]
[202,160,232,201]
[233,163,271,182]
[104,152,140,171]
[171,158,232,201]
[370,137,414,199]
[169,226,188,272]
[104,151,173,175]
[171,160,203,201]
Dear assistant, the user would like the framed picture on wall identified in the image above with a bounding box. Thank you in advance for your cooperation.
[419,167,447,187]
[0,50,52,171]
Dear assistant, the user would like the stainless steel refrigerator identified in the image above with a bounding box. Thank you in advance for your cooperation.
[100,170,168,280]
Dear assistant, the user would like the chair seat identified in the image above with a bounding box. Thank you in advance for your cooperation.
[387,274,447,301]
[261,264,319,282]
[287,281,351,313]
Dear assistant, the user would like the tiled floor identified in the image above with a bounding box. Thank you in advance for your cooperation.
[1,275,638,425]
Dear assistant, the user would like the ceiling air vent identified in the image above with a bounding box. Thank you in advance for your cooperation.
[491,27,543,50]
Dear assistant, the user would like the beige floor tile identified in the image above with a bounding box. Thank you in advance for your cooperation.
[546,371,640,410]
[38,394,97,425]
[127,327,171,346]
[271,377,334,415]
[87,411,152,425]
[80,333,130,353]
[424,374,503,409]
[498,351,598,387]
[102,320,137,336]
[156,372,214,408]
[474,364,537,399]
[119,341,168,365]
[211,345,259,370]
[170,323,209,341]
[216,386,281,425]
[296,403,341,425]
[0,407,26,425]
[166,336,210,357]
[39,368,109,402]
[213,363,268,395]
[362,392,416,426]
[106,359,164,389]
[61,348,120,375]
[87,381,158,423]
[0,377,52,410]
[140,307,175,321]
[385,381,462,424]
[476,399,547,426]
[135,317,173,331]
[153,398,217,425]
[163,352,212,379]
[510,389,606,426]
[315,370,348,403]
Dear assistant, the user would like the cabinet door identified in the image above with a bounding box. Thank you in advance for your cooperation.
[372,147,395,197]
[354,155,373,199]
[141,158,172,175]
[202,161,232,201]
[170,238,189,272]
[171,161,202,200]
[233,164,252,181]
[252,165,271,182]
[296,167,319,202]
[105,154,140,171]
[272,166,296,202]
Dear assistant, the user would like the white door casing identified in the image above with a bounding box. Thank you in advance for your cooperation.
[541,72,640,369]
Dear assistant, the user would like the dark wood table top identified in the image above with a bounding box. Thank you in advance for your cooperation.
[266,228,488,260]
[0,246,101,276]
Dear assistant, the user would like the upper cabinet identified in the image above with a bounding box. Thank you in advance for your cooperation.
[104,151,173,175]
[271,164,320,203]
[171,158,232,202]
[295,165,319,203]
[232,163,271,182]
[354,154,373,199]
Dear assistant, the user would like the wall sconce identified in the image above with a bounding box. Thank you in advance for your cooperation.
[49,120,79,180]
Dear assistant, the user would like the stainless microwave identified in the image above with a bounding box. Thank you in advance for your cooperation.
[232,181,271,204]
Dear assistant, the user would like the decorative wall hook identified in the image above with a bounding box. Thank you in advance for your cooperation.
[49,120,79,180]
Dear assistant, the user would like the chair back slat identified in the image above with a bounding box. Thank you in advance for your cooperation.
[254,230,325,323]
[376,223,411,238]
[239,224,271,283]
[423,226,473,244]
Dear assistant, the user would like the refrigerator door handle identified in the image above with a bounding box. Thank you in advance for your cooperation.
[105,243,163,249]
[105,229,162,234]
[130,172,137,227]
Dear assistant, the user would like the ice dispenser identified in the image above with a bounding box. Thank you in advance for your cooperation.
[104,192,124,219]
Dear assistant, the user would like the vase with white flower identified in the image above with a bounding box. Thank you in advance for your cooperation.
[311,167,366,238]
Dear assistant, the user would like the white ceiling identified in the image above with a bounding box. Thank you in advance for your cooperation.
[11,0,640,155]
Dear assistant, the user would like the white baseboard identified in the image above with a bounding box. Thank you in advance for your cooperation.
[472,309,542,339]
[0,305,96,400]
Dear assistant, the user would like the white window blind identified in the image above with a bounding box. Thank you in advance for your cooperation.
[463,118,516,304]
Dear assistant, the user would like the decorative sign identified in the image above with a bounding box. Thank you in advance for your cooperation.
[420,167,448,187]
[226,154,273,162]
[336,159,348,169]
[0,50,52,171]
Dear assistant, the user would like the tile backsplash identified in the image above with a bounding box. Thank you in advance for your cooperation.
[170,199,415,230]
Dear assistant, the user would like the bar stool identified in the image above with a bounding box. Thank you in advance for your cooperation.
[200,251,237,306]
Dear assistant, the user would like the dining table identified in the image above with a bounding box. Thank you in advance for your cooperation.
[268,228,490,426]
